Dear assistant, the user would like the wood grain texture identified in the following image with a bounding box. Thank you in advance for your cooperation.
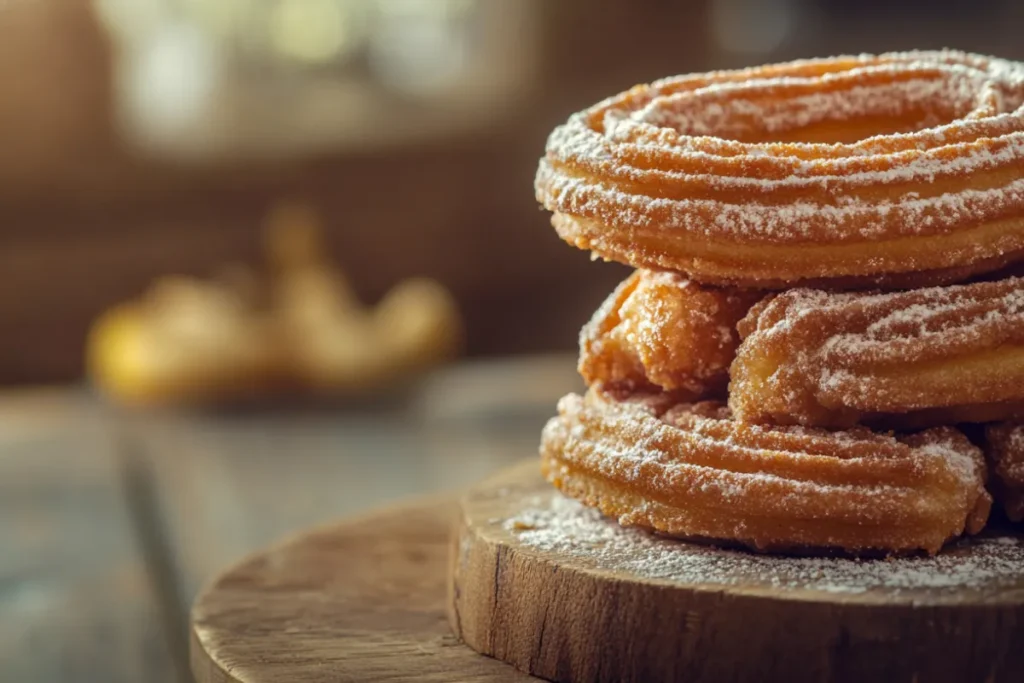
[449,461,1024,683]
[136,355,580,614]
[0,390,179,683]
[190,497,535,682]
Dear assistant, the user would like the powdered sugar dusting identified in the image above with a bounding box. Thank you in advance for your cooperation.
[731,276,1024,426]
[634,65,982,140]
[577,271,757,398]
[504,491,1024,596]
[537,50,1024,248]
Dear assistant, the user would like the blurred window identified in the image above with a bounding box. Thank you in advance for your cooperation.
[95,0,540,161]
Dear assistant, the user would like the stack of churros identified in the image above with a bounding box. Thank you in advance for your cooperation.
[535,50,1024,555]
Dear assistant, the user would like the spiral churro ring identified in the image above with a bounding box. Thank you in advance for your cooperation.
[579,270,760,398]
[541,389,990,555]
[729,275,1024,428]
[536,51,1024,288]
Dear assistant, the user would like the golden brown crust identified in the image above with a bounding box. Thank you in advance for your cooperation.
[541,389,991,555]
[729,276,1024,428]
[537,51,1024,287]
[578,271,761,398]
[554,215,1024,291]
[983,422,1024,522]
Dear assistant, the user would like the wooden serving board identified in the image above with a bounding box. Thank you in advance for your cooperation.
[450,462,1024,683]
[189,494,533,682]
[191,460,1024,683]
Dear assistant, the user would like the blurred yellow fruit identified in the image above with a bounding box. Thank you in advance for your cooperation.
[86,202,463,407]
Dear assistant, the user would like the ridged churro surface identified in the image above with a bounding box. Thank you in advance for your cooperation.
[730,276,1024,428]
[579,270,760,398]
[541,390,991,555]
[536,51,1024,287]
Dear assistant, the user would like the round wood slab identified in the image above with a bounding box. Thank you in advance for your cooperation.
[190,495,534,682]
[449,461,1024,683]
[191,460,1024,683]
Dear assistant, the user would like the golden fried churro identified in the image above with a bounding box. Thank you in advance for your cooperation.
[730,276,1024,428]
[579,270,760,397]
[983,422,1024,522]
[536,51,1024,288]
[541,389,991,555]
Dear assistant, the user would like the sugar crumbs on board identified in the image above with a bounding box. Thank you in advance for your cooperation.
[503,492,1024,595]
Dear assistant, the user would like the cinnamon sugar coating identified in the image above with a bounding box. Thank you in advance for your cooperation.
[541,389,991,555]
[536,51,1024,287]
[729,275,1024,428]
[983,422,1024,522]
[578,270,761,398]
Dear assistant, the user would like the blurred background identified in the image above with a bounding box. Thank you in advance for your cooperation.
[0,0,1020,389]
[4,2,1024,681]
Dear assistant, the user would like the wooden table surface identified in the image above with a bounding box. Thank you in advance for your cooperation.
[0,354,581,682]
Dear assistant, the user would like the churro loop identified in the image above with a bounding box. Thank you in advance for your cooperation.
[983,422,1024,522]
[729,275,1024,428]
[536,51,1024,287]
[579,270,760,397]
[541,389,991,555]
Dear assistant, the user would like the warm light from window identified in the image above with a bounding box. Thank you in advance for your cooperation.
[376,0,477,20]
[268,0,361,64]
[180,0,249,39]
